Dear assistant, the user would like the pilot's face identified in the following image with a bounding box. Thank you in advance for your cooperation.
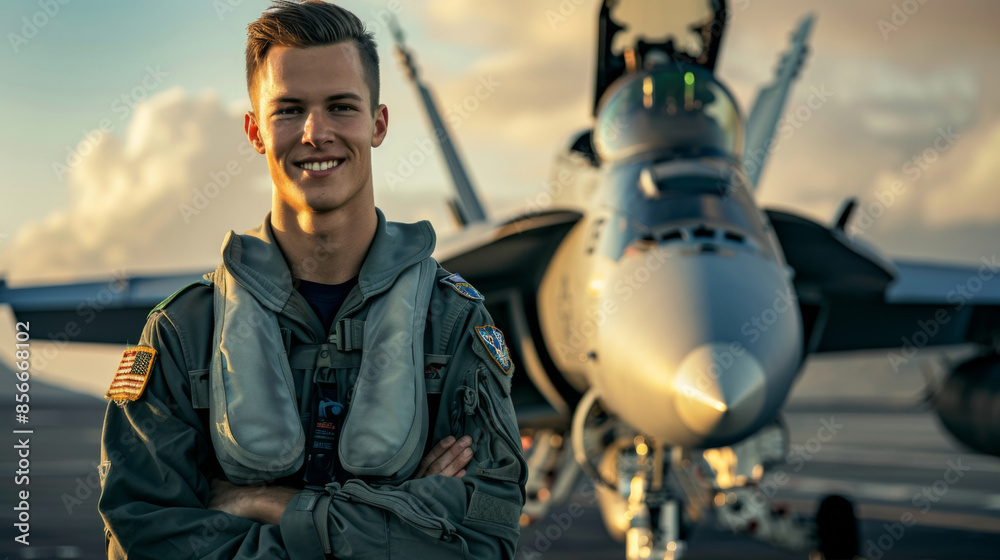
[245,42,388,216]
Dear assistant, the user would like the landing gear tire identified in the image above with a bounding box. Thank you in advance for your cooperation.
[813,494,860,560]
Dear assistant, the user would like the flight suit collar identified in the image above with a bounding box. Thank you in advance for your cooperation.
[218,207,437,318]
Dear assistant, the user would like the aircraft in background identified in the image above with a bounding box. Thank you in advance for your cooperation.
[3,1,1000,558]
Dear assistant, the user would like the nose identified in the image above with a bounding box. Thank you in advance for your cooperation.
[302,110,334,147]
[586,243,801,448]
[672,344,767,440]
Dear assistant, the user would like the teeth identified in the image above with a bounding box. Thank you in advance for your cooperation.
[300,160,342,171]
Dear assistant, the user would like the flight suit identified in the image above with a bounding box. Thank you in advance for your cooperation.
[98,209,526,559]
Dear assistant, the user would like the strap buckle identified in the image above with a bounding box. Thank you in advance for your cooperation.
[329,318,365,352]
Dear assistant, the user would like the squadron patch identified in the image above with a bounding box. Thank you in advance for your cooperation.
[474,325,513,375]
[440,273,484,301]
[105,346,157,402]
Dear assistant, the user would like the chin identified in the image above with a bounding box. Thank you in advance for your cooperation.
[303,193,361,215]
[275,181,366,214]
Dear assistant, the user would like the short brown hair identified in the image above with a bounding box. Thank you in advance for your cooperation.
[246,0,380,114]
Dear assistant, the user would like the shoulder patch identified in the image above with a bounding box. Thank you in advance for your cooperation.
[105,346,157,402]
[474,325,513,376]
[440,273,484,301]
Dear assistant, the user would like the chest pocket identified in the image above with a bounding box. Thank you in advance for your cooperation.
[423,354,450,395]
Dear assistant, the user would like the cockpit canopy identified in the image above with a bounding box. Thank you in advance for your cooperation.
[593,66,743,163]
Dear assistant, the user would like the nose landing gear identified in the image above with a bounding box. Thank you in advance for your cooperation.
[571,389,862,558]
[573,389,693,558]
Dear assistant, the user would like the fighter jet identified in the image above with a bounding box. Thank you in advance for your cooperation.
[3,1,1000,558]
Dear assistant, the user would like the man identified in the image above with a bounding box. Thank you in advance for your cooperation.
[98,1,526,558]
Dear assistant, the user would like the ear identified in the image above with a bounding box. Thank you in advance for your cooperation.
[370,104,388,148]
[244,111,266,154]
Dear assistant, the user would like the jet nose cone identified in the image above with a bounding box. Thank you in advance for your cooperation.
[673,344,767,442]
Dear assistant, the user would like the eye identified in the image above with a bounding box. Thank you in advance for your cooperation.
[274,107,301,116]
[330,104,357,113]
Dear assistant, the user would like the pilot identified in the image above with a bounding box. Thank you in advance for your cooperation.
[97,1,526,558]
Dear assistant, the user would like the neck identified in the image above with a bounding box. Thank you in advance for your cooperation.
[270,201,378,285]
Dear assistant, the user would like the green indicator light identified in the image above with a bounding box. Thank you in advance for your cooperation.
[684,72,695,85]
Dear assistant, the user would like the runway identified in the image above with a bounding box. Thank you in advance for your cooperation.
[2,358,999,558]
[520,406,1000,559]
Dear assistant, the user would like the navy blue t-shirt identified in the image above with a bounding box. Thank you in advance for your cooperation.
[293,276,358,334]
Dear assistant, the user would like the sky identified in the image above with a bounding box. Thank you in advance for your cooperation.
[1,0,999,288]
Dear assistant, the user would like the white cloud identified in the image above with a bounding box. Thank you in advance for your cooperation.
[0,88,272,285]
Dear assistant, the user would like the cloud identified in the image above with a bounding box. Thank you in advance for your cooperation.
[723,1,998,239]
[0,88,273,285]
[418,0,595,146]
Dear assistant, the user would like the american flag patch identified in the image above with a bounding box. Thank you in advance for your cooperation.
[105,346,157,402]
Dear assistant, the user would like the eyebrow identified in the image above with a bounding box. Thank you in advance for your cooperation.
[271,93,365,105]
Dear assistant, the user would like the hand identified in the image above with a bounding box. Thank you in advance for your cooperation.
[413,435,474,478]
[208,479,299,525]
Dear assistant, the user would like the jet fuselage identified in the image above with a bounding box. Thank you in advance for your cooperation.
[536,66,804,448]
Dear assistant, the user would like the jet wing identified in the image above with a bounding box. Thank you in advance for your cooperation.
[767,209,1000,354]
[437,211,582,287]
[0,272,205,344]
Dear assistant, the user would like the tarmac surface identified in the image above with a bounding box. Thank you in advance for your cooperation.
[517,405,1000,559]
[2,357,999,559]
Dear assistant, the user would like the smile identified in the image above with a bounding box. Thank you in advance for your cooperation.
[297,159,344,171]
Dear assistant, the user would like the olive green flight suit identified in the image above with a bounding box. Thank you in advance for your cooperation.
[98,209,526,559]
